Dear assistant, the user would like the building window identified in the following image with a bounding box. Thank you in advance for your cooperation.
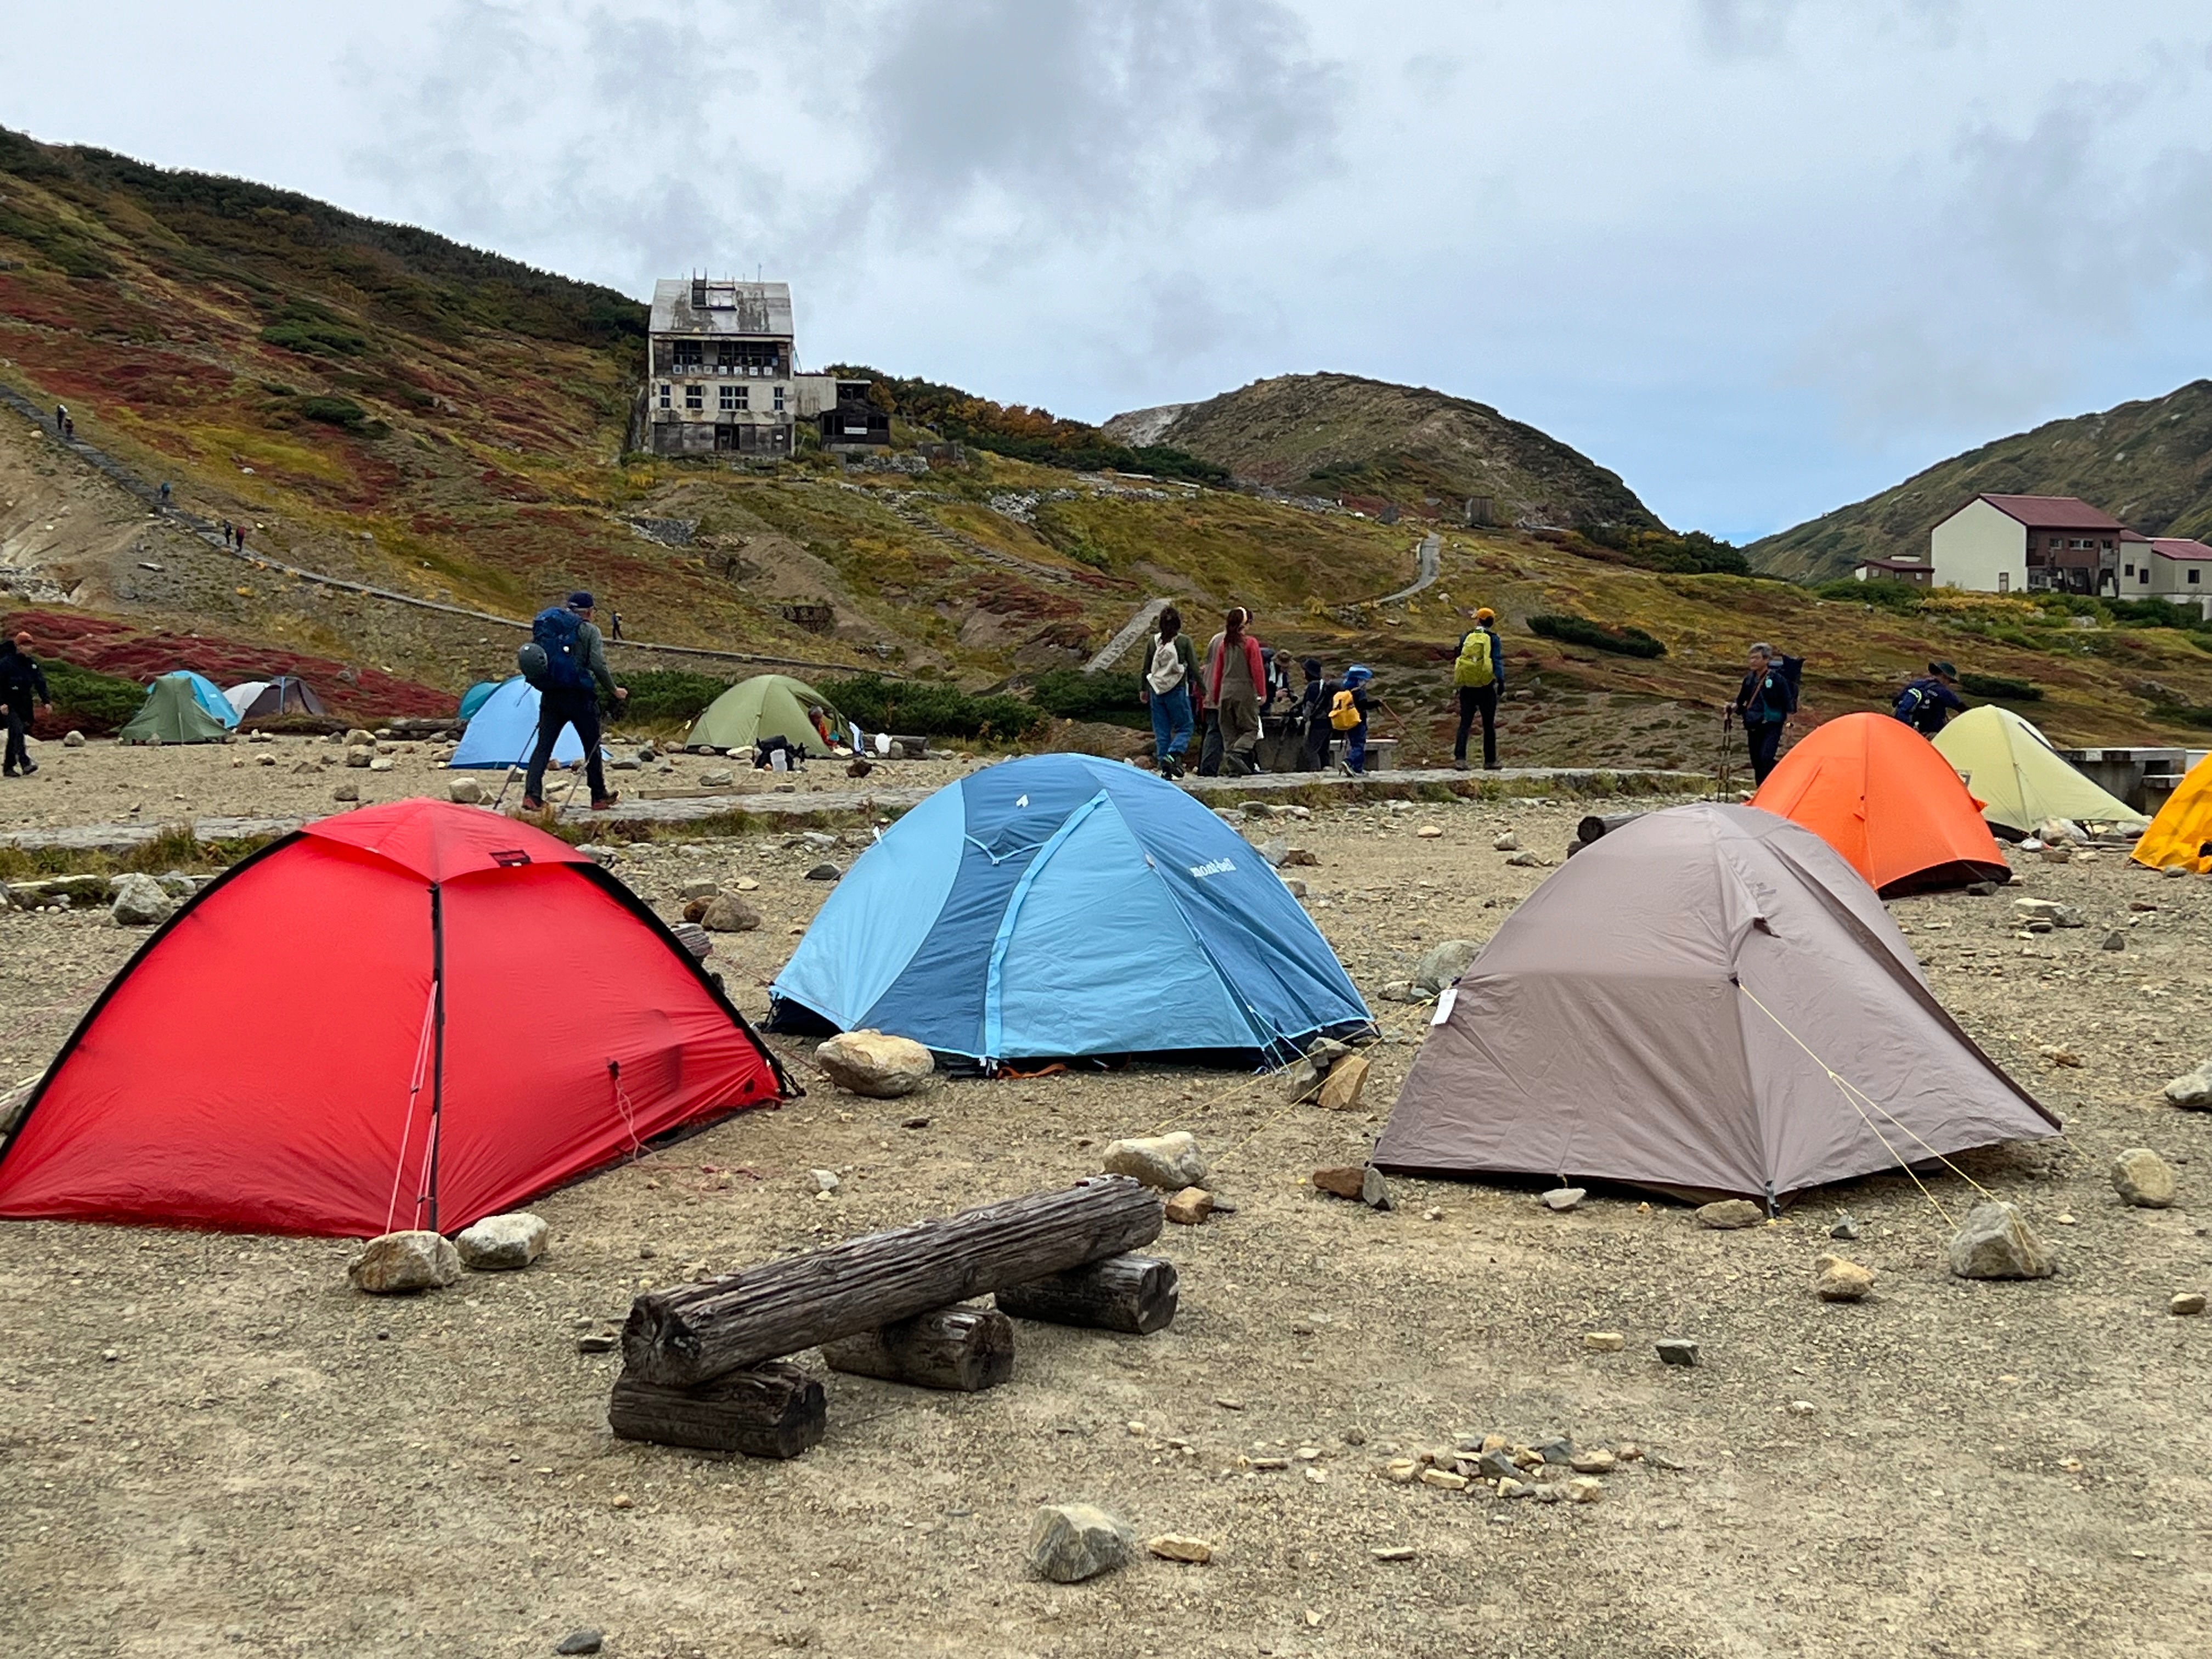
[2141,569,2151,584]
[673,341,703,368]
[773,384,786,413]
[657,383,671,410]
[1997,572,2009,593]
[685,383,704,412]
[2192,569,2203,584]
[719,383,740,411]
[2125,564,2135,577]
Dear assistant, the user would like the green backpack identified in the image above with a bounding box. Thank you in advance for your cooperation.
[1453,629,1496,689]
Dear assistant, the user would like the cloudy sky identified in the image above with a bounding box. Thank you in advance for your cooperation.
[8,1,2212,539]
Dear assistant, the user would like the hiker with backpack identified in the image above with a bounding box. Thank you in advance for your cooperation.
[1893,661,1966,736]
[1730,642,1796,785]
[1138,604,1199,778]
[518,590,627,812]
[1204,607,1267,776]
[1452,607,1505,769]
[1332,664,1375,774]
[1,630,52,778]
[1295,656,1334,772]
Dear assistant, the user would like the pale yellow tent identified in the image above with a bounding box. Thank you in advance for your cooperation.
[2131,751,2212,873]
[1931,706,2147,836]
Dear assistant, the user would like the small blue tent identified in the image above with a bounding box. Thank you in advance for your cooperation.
[457,680,500,721]
[166,670,240,729]
[449,676,588,768]
[771,754,1373,1066]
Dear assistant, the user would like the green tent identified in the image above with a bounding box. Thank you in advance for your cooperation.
[119,674,234,744]
[684,674,845,754]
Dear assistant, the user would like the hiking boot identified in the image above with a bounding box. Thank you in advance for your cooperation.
[19,761,36,776]
[518,795,545,811]
[590,793,620,810]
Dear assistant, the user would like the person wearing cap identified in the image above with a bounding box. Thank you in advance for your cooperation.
[521,590,627,811]
[1893,660,1966,736]
[1731,642,1792,785]
[1,630,52,778]
[1452,607,1505,769]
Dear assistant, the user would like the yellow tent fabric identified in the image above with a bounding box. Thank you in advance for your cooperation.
[2131,751,2212,873]
[1931,706,2147,836]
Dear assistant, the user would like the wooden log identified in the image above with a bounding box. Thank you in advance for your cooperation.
[622,1177,1163,1388]
[608,1360,825,1458]
[820,1305,1015,1392]
[996,1252,1179,1335]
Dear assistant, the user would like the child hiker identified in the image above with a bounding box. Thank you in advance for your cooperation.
[1331,663,1374,774]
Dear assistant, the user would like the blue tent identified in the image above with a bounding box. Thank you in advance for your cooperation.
[165,670,240,729]
[771,754,1373,1066]
[449,677,588,768]
[457,680,500,720]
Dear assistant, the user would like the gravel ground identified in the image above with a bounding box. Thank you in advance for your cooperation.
[2,791,2210,1658]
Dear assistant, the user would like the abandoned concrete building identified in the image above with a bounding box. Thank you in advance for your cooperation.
[646,277,889,457]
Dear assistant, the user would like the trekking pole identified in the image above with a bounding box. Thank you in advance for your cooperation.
[1714,707,1735,798]
[488,726,535,814]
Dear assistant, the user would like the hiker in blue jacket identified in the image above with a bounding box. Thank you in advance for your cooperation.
[1893,661,1966,736]
[521,591,627,811]
[1731,642,1792,785]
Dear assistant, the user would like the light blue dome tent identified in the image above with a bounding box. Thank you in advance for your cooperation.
[449,676,589,768]
[170,670,240,729]
[771,754,1374,1068]
[456,680,501,721]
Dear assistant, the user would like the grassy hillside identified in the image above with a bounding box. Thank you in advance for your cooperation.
[1103,372,1664,532]
[1749,379,2212,581]
[2,127,2206,767]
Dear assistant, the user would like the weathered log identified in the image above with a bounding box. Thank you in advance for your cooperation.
[821,1305,1015,1392]
[996,1252,1179,1335]
[608,1360,826,1458]
[622,1177,1163,1388]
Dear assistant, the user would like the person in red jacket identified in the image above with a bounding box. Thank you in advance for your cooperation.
[1204,607,1266,776]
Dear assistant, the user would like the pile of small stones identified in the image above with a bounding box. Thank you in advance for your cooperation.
[1378,1431,1638,1503]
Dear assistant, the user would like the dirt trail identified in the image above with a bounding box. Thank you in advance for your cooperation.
[2,792,2209,1657]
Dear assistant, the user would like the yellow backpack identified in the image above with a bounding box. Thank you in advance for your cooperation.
[1329,689,1362,731]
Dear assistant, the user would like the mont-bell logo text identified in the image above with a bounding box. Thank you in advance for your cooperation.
[1186,857,1237,878]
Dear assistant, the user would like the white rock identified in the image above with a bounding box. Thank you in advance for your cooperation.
[348,1231,460,1293]
[62,730,85,748]
[448,778,483,804]
[810,1169,841,1195]
[2164,1058,2212,1110]
[1103,1130,1209,1189]
[454,1212,549,1270]
[815,1030,935,1097]
[109,873,175,927]
[2111,1148,2176,1208]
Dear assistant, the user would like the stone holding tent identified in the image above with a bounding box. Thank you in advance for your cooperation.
[1752,712,2010,894]
[683,673,844,754]
[1931,706,2146,837]
[117,673,234,744]
[1374,804,2057,1205]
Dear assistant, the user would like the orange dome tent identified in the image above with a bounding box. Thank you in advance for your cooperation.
[1750,712,2009,895]
[2130,751,2212,874]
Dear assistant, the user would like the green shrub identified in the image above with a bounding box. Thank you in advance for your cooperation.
[1028,668,1146,726]
[817,673,1048,740]
[1528,613,1667,658]
[1578,523,1748,576]
[621,668,732,726]
[45,659,145,732]
[1960,673,2042,701]
[297,394,370,428]
[1815,577,1926,612]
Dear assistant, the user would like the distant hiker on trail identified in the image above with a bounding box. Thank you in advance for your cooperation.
[1204,606,1266,776]
[1452,607,1505,770]
[1333,664,1374,775]
[53,404,65,433]
[610,610,623,641]
[1295,656,1333,772]
[1894,661,1966,736]
[158,481,171,505]
[519,590,627,812]
[1,630,53,779]
[1731,642,1792,785]
[1138,603,1198,778]
[62,416,73,439]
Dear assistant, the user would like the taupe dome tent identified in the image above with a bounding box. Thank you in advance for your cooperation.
[1375,804,2057,1205]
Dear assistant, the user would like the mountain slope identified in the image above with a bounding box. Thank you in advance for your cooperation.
[1103,372,1663,531]
[1750,379,2212,581]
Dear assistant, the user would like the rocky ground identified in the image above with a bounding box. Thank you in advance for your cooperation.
[2,786,2210,1658]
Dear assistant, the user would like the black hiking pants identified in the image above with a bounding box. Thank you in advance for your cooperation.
[1746,718,1783,785]
[3,702,30,774]
[1454,685,1498,768]
[524,687,606,803]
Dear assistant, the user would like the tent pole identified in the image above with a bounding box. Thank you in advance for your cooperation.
[425,883,448,1233]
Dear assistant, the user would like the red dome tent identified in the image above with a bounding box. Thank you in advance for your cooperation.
[1751,713,2009,895]
[0,801,787,1237]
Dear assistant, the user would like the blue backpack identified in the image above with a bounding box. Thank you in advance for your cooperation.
[520,607,590,691]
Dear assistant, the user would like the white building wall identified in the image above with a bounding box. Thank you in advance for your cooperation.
[1929,499,2027,592]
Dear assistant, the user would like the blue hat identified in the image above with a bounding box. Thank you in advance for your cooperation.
[1342,664,1372,686]
[567,590,595,610]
